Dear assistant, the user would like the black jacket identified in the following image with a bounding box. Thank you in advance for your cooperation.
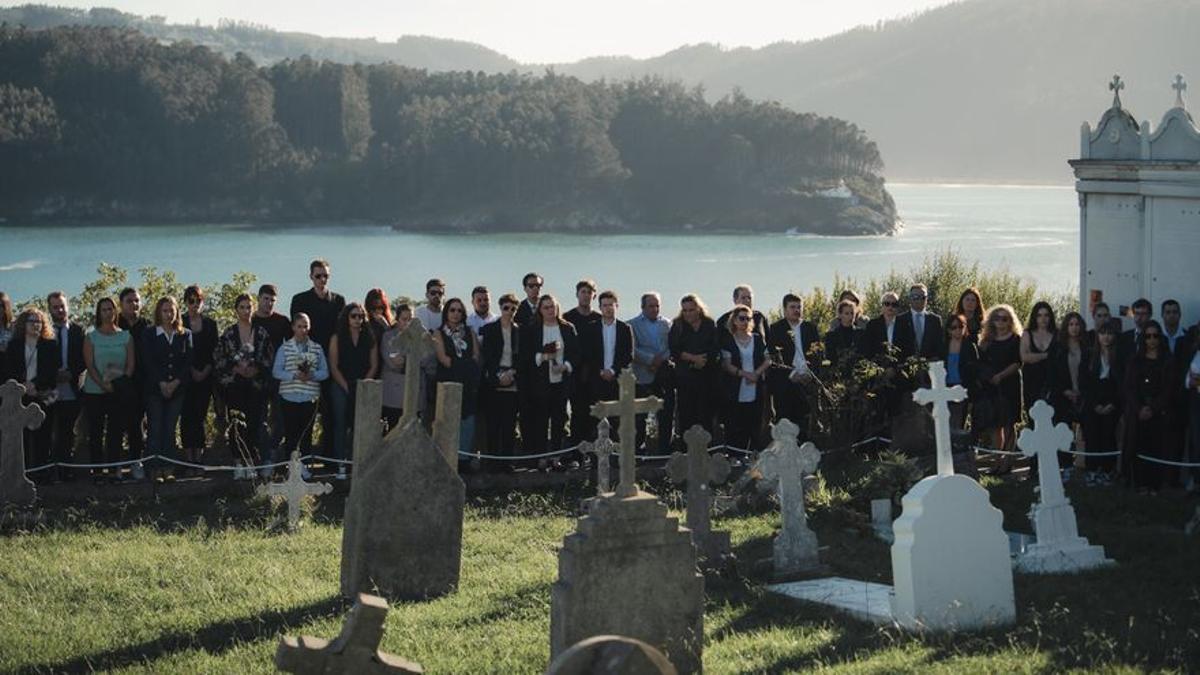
[765,319,821,371]
[716,309,768,341]
[894,311,945,360]
[518,321,579,394]
[141,327,194,396]
[481,320,521,388]
[3,336,59,392]
[514,298,539,328]
[824,325,862,366]
[289,288,346,351]
[858,316,896,359]
[49,322,87,394]
[581,318,634,396]
[719,332,768,402]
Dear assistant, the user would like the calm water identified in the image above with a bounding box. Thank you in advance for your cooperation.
[0,184,1078,315]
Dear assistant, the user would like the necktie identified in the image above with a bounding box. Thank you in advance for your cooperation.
[914,314,924,350]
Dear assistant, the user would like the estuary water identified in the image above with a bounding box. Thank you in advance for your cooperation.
[0,183,1077,313]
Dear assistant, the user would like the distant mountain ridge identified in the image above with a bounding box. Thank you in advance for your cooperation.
[5,1,1199,182]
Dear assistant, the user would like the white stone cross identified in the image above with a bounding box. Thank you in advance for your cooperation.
[582,418,617,495]
[276,593,423,674]
[1173,74,1188,109]
[754,419,822,575]
[1110,73,1125,107]
[667,425,730,543]
[390,320,435,428]
[1018,400,1074,510]
[590,368,661,498]
[258,451,333,531]
[912,361,967,477]
[1,380,45,506]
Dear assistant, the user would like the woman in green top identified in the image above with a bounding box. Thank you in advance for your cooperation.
[83,297,134,481]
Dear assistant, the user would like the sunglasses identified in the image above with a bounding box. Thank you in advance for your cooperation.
[909,294,927,300]
[883,301,900,307]
[735,315,751,323]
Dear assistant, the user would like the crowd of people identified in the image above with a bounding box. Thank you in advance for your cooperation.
[1,259,1197,495]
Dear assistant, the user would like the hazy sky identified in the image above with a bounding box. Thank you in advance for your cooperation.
[37,0,956,63]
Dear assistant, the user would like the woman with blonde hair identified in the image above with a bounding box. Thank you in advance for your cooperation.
[142,296,193,481]
[976,304,1023,457]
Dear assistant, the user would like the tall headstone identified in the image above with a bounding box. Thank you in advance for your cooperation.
[546,635,678,675]
[753,419,823,577]
[667,425,731,565]
[276,593,424,674]
[432,382,463,468]
[551,373,702,673]
[0,380,44,506]
[258,450,333,532]
[1015,400,1114,573]
[341,379,465,600]
[891,361,1015,630]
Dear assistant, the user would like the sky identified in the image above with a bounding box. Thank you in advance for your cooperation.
[34,0,958,63]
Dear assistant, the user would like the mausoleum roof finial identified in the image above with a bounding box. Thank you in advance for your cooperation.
[1109,74,1125,109]
[1172,74,1187,110]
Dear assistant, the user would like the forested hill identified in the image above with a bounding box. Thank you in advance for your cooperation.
[0,26,895,233]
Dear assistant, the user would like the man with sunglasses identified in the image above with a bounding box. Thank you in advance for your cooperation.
[895,283,945,360]
[515,273,543,326]
[859,291,902,358]
[290,259,345,456]
[416,279,446,332]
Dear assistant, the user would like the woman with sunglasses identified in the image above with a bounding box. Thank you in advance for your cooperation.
[1121,319,1177,494]
[328,302,378,479]
[859,291,902,359]
[434,297,483,465]
[364,287,393,347]
[180,285,218,472]
[720,305,770,451]
[977,304,1023,458]
[1080,318,1123,485]
[519,294,579,467]
[943,313,979,430]
[481,293,521,465]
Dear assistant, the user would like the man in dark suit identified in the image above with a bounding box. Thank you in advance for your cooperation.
[564,279,602,445]
[894,283,945,360]
[716,284,768,341]
[859,291,902,359]
[767,293,821,437]
[1119,297,1153,363]
[584,290,634,406]
[514,272,543,327]
[46,291,86,481]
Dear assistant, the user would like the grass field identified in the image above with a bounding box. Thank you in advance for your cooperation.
[1,472,1198,674]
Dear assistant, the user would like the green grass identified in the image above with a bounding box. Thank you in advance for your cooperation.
[1,475,1198,674]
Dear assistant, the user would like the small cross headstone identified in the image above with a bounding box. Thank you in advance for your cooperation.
[258,451,333,531]
[0,380,45,506]
[388,320,435,430]
[667,425,731,564]
[754,419,822,577]
[582,418,617,495]
[276,593,424,674]
[591,369,661,498]
[1014,400,1113,573]
[1172,73,1187,109]
[912,361,967,477]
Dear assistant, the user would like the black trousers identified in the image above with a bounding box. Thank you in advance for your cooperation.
[675,373,712,435]
[723,399,763,451]
[770,376,810,439]
[180,377,213,450]
[487,389,520,457]
[84,392,125,465]
[524,383,568,455]
[225,380,266,464]
[1083,410,1119,473]
[1128,416,1167,490]
[50,398,81,466]
[281,399,317,459]
[124,387,146,458]
[569,377,596,446]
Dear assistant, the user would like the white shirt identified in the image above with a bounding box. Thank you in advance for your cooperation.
[54,322,76,401]
[788,320,808,374]
[534,324,570,384]
[886,318,896,345]
[601,319,618,372]
[24,342,37,383]
[736,337,757,403]
[466,311,497,339]
[415,305,442,332]
[1165,325,1186,354]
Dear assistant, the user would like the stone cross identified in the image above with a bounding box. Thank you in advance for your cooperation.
[390,320,435,429]
[590,368,661,498]
[912,361,967,477]
[258,451,333,531]
[1018,400,1074,510]
[276,593,424,674]
[1173,74,1188,109]
[1109,73,1125,108]
[0,380,45,506]
[582,418,617,495]
[754,419,822,576]
[667,425,730,544]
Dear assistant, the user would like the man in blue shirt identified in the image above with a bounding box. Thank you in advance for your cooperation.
[629,292,674,455]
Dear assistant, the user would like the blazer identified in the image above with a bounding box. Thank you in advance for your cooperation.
[517,320,579,393]
[765,319,821,372]
[894,311,945,360]
[943,339,981,396]
[47,322,86,394]
[720,332,768,402]
[582,318,634,394]
[4,336,59,392]
[481,320,521,388]
[141,327,194,396]
[858,316,895,359]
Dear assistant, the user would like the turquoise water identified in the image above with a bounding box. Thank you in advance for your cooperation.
[0,183,1078,314]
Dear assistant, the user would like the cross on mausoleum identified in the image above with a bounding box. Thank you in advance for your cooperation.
[1109,74,1125,107]
[1018,400,1075,510]
[582,418,617,495]
[590,368,661,498]
[0,380,45,506]
[1173,74,1188,108]
[667,425,730,543]
[390,320,435,429]
[912,361,967,477]
[258,451,333,531]
[276,593,423,674]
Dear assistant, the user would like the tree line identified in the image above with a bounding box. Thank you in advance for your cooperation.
[0,25,890,229]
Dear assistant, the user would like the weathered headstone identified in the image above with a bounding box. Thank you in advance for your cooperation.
[583,418,617,495]
[276,593,423,674]
[0,380,44,506]
[1014,400,1113,573]
[590,368,662,498]
[754,419,823,578]
[431,382,463,469]
[341,379,466,600]
[667,425,731,565]
[257,451,333,532]
[891,361,1015,630]
[551,374,702,673]
[871,499,894,543]
[546,635,678,675]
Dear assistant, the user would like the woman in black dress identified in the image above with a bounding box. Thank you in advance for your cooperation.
[1020,301,1057,416]
[180,285,218,471]
[1047,311,1089,474]
[824,299,862,366]
[328,302,378,478]
[1121,320,1177,493]
[976,304,1023,454]
[434,297,482,462]
[1080,318,1123,485]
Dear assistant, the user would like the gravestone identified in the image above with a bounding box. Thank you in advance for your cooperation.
[551,371,702,673]
[753,419,823,578]
[389,320,435,430]
[258,451,333,532]
[1014,400,1113,573]
[0,380,44,506]
[891,361,1015,630]
[667,424,731,565]
[432,382,463,469]
[590,368,662,498]
[546,635,678,675]
[341,379,466,600]
[276,593,423,674]
[871,499,894,544]
[583,418,617,495]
